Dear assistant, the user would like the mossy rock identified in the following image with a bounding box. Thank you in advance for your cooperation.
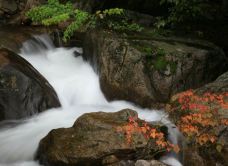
[83,30,228,108]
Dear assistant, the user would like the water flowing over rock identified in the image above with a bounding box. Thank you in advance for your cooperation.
[83,30,228,109]
[36,109,168,166]
[0,26,52,52]
[0,48,60,121]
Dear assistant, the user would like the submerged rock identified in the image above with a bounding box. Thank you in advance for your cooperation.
[36,109,168,166]
[0,48,60,121]
[83,30,228,109]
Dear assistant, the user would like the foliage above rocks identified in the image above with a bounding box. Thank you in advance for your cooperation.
[26,0,143,42]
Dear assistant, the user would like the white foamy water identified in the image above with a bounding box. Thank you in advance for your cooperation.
[0,35,182,166]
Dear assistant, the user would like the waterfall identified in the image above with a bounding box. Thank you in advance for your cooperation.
[0,34,182,166]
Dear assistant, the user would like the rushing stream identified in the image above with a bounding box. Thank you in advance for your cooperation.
[0,34,182,166]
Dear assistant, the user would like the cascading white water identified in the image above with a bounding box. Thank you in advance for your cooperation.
[0,35,182,166]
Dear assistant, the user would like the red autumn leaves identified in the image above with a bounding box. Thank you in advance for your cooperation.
[116,90,227,154]
[116,116,180,153]
[169,90,228,146]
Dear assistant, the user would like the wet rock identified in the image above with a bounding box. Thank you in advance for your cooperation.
[104,159,167,166]
[102,155,120,165]
[135,160,167,166]
[0,48,60,121]
[36,109,167,166]
[116,160,135,166]
[0,25,52,52]
[83,30,228,108]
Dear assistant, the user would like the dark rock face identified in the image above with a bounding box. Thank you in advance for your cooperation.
[0,48,60,121]
[72,0,167,16]
[195,71,228,94]
[0,0,45,24]
[0,25,51,52]
[102,159,167,166]
[83,30,228,108]
[36,109,167,166]
[167,71,228,166]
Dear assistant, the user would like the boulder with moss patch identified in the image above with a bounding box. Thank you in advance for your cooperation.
[83,30,228,108]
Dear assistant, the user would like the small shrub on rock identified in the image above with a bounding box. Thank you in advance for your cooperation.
[116,116,180,154]
[168,90,228,151]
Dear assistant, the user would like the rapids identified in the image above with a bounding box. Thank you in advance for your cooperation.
[0,34,182,166]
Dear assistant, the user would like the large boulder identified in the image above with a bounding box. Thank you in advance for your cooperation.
[36,109,170,166]
[166,71,228,166]
[0,48,60,121]
[83,30,228,108]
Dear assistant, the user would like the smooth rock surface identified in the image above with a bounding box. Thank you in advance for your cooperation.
[36,109,166,166]
[0,48,60,121]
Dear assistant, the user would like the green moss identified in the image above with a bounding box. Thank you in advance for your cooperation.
[124,27,174,40]
[153,56,168,71]
[131,43,153,54]
[156,48,166,57]
[130,41,178,74]
[143,47,153,55]
[169,61,177,74]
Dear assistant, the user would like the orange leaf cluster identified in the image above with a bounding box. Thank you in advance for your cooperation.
[197,134,217,145]
[221,119,228,125]
[116,116,180,153]
[170,90,228,146]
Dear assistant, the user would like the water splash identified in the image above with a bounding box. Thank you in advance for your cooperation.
[0,35,181,166]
